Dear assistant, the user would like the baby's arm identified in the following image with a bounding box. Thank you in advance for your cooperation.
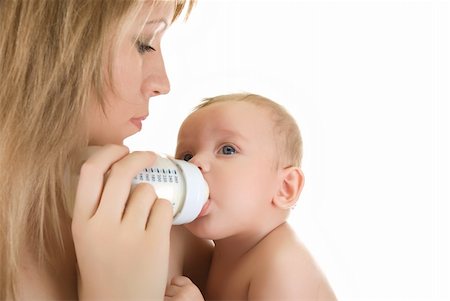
[165,276,205,301]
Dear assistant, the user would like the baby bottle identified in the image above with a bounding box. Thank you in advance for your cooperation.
[131,155,209,225]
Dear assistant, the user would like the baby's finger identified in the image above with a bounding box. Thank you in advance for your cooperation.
[96,151,157,222]
[171,275,193,287]
[72,144,129,223]
[165,277,204,301]
[164,284,180,297]
[122,183,157,230]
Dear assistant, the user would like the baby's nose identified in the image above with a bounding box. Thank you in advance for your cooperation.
[190,155,210,173]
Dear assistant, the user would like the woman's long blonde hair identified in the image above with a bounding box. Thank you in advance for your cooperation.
[0,0,194,299]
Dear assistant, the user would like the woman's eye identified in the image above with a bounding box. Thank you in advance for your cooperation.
[136,40,156,54]
[182,153,193,161]
[221,145,236,155]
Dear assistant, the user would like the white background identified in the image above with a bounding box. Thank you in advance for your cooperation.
[125,1,450,300]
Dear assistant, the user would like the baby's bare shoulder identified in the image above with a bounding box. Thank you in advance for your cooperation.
[247,223,337,300]
[251,223,317,273]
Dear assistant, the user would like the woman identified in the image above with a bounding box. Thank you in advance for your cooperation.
[0,1,210,300]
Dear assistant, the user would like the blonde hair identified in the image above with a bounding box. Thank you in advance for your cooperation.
[195,93,303,169]
[0,0,194,299]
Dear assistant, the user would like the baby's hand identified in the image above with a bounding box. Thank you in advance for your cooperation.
[165,275,205,301]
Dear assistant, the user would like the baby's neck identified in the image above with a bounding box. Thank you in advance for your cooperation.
[205,221,288,299]
[213,221,286,263]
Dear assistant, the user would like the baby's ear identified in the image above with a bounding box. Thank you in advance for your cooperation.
[273,167,304,209]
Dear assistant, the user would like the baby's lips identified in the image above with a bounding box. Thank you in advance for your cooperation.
[197,198,211,218]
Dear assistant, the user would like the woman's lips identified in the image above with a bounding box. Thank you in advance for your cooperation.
[130,116,147,130]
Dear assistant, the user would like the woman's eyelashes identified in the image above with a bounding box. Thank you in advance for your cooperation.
[136,38,156,54]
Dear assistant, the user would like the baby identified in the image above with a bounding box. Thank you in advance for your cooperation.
[165,93,337,301]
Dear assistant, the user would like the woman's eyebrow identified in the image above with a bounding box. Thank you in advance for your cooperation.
[146,19,168,31]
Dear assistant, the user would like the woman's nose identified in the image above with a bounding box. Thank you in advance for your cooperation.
[141,52,170,98]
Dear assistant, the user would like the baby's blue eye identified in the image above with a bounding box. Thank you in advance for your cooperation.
[182,153,193,161]
[221,145,236,155]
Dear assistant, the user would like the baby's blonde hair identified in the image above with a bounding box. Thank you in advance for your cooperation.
[195,93,303,169]
[0,1,194,299]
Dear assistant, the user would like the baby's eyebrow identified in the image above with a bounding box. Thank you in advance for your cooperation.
[215,129,248,142]
[175,141,188,153]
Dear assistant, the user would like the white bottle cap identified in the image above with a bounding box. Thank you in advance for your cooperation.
[169,158,209,225]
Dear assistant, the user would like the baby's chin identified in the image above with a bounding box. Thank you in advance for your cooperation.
[183,219,222,241]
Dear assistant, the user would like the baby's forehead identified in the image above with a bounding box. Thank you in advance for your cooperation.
[194,103,271,132]
[177,99,292,167]
[179,101,276,139]
[191,101,272,121]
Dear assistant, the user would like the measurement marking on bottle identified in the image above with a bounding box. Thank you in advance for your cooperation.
[134,169,180,184]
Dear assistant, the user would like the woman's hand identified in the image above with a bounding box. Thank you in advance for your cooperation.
[165,276,205,301]
[72,144,173,300]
